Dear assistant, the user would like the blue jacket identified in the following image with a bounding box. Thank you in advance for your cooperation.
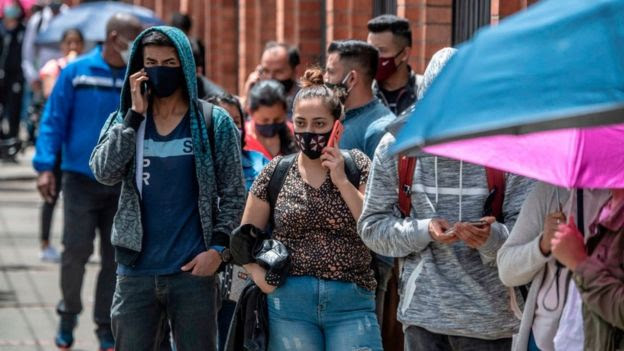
[242,150,269,191]
[339,98,396,159]
[33,46,126,177]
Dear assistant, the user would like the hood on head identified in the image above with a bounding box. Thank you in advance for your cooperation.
[118,26,198,114]
[416,47,457,100]
[387,47,457,136]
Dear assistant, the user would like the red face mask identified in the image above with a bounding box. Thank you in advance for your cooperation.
[375,48,405,82]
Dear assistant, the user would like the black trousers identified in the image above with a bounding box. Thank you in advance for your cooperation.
[0,79,23,139]
[405,326,512,351]
[40,155,62,242]
[57,172,120,335]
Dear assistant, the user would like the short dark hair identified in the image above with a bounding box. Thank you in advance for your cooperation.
[170,12,192,33]
[367,14,412,47]
[247,80,288,112]
[207,94,246,148]
[327,40,379,81]
[264,41,301,69]
[61,28,84,43]
[140,31,175,48]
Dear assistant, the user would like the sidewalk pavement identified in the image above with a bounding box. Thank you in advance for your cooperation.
[0,148,99,351]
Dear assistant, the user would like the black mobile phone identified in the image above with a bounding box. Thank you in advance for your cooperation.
[140,81,148,95]
[467,220,488,228]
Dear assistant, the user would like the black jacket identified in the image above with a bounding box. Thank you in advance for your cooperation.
[373,67,422,116]
[225,283,269,351]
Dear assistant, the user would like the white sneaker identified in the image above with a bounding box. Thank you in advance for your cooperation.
[40,246,60,262]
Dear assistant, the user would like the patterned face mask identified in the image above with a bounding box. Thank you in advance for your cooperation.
[294,131,332,159]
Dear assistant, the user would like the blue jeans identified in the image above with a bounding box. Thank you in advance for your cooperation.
[267,276,383,351]
[217,300,236,351]
[111,272,218,351]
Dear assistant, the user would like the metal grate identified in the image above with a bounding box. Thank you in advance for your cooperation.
[373,0,397,17]
[452,0,491,45]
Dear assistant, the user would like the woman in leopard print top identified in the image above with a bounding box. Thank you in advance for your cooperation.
[239,68,382,351]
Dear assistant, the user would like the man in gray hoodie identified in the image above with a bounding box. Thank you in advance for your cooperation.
[358,47,534,350]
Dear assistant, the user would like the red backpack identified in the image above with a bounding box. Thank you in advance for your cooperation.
[397,155,506,220]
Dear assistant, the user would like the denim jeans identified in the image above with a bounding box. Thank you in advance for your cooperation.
[373,257,393,328]
[111,272,218,351]
[405,325,512,351]
[267,276,383,351]
[217,300,236,351]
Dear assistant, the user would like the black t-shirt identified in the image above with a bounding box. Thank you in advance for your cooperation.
[379,86,404,112]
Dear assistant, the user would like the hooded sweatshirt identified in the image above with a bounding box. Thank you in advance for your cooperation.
[89,26,245,266]
[358,48,534,339]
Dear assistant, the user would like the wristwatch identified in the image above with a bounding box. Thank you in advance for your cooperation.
[220,248,232,264]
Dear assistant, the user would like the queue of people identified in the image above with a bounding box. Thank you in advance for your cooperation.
[21,4,622,351]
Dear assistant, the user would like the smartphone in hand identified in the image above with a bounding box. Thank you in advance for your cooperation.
[444,220,488,235]
[140,81,148,96]
[467,220,488,228]
[327,120,344,148]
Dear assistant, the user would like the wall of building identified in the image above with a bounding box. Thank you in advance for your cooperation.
[123,0,535,96]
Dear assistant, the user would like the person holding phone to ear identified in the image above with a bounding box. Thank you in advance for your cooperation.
[90,26,245,350]
[234,67,382,351]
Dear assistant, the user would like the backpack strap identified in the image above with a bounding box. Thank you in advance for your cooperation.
[197,99,216,162]
[267,154,297,226]
[398,155,417,217]
[485,167,506,222]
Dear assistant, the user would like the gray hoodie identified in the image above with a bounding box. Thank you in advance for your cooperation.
[357,48,534,339]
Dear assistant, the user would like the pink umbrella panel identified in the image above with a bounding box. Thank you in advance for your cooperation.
[422,124,624,189]
[0,0,37,15]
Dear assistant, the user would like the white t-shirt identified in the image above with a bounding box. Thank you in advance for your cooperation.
[553,280,584,351]
[532,262,570,351]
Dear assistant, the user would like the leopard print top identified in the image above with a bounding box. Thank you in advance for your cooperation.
[250,150,376,291]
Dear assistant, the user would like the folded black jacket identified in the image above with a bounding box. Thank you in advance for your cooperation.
[225,283,268,351]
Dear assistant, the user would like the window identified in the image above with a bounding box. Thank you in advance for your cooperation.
[373,0,397,17]
[452,0,491,45]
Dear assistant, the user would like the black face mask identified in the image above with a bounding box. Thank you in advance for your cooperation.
[277,78,295,93]
[294,131,332,160]
[145,66,184,98]
[255,122,285,138]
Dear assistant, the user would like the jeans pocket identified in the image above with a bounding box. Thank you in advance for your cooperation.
[352,283,375,299]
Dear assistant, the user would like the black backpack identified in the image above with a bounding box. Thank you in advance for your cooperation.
[266,151,361,225]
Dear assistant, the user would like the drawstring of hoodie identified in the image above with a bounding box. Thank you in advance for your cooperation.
[459,160,464,221]
[194,100,207,154]
[434,156,439,205]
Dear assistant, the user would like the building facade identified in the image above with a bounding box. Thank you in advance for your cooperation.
[122,0,538,96]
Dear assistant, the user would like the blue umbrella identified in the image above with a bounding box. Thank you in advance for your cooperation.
[391,0,624,155]
[35,1,163,45]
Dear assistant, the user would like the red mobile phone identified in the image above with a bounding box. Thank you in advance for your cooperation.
[327,120,344,148]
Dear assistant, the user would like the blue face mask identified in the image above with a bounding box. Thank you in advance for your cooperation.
[255,122,285,138]
[3,5,22,19]
[145,66,184,98]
